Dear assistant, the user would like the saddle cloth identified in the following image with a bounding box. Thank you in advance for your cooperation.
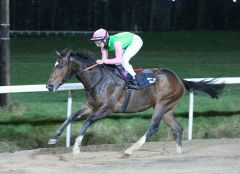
[135,69,156,89]
[105,65,157,89]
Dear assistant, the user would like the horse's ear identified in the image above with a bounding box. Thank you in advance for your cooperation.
[55,50,61,58]
[65,51,72,59]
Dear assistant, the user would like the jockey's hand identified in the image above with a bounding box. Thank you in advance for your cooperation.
[96,59,104,64]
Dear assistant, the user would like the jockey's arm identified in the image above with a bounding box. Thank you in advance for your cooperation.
[101,47,108,61]
[103,41,122,64]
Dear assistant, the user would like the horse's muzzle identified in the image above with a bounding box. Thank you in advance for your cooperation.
[46,83,61,92]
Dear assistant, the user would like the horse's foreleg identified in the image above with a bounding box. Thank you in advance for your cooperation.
[48,106,93,145]
[124,104,167,155]
[73,108,111,155]
[162,110,183,153]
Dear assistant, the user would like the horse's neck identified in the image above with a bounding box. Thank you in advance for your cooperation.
[76,66,124,91]
[76,68,103,91]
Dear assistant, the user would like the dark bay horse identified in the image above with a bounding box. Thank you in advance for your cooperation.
[46,50,224,155]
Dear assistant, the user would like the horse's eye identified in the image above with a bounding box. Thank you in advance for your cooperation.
[58,64,64,68]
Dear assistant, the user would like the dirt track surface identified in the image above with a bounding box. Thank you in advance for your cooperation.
[0,139,239,174]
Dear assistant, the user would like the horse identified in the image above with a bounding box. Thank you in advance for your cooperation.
[46,49,224,155]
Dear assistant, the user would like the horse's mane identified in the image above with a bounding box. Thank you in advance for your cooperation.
[60,48,118,75]
[61,49,96,64]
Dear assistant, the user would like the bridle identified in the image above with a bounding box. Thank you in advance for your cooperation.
[58,57,104,91]
[58,55,118,90]
[61,58,98,84]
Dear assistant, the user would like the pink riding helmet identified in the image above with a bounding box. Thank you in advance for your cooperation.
[91,28,109,41]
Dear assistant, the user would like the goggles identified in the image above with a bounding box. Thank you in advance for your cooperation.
[94,39,103,46]
[92,31,109,46]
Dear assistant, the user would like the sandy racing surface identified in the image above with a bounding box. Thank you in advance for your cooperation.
[0,138,239,174]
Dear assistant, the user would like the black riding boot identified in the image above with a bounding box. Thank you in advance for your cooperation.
[116,65,128,78]
[126,74,140,89]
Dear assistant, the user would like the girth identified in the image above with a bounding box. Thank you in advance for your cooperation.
[120,88,132,113]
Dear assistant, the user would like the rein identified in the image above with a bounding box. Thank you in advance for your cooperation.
[62,58,118,90]
[66,62,104,91]
[62,63,98,84]
[74,62,117,86]
[78,63,104,91]
[82,64,98,72]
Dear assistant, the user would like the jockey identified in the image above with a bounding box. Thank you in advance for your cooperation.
[91,28,143,88]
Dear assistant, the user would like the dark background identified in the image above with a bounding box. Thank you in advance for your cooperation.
[10,0,240,31]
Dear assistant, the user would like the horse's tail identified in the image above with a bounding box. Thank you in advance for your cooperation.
[182,78,225,99]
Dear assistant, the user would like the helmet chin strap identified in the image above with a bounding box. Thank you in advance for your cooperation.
[103,37,109,46]
[103,31,109,46]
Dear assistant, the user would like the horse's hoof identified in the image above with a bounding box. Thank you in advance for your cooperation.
[73,148,80,155]
[176,145,182,153]
[48,139,57,145]
[124,149,133,155]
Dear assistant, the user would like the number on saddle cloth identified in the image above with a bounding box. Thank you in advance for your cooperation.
[136,69,156,89]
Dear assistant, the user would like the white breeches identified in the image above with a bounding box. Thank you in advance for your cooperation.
[121,35,143,77]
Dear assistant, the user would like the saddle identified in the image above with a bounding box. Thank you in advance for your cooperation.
[114,65,157,89]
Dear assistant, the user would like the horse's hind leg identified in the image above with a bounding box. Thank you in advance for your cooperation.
[124,104,167,155]
[163,110,183,153]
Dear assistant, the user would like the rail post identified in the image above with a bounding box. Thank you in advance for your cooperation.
[66,90,72,147]
[188,91,194,140]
